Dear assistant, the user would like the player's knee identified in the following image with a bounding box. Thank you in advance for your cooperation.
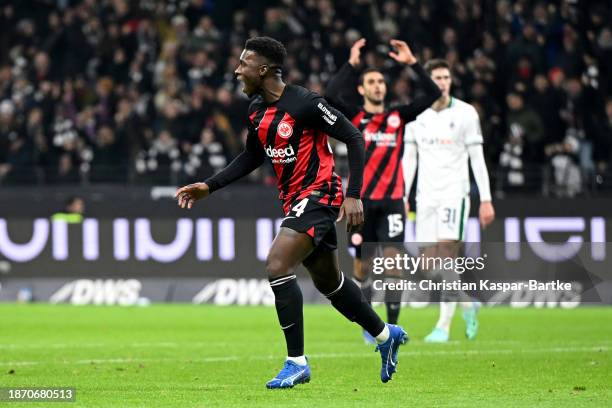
[312,275,340,295]
[265,256,291,279]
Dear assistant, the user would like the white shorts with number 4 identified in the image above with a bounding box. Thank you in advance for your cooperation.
[415,196,470,243]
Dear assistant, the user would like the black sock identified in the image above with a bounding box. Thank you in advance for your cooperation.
[326,273,385,337]
[269,275,304,357]
[353,276,372,304]
[384,276,403,325]
[385,302,401,325]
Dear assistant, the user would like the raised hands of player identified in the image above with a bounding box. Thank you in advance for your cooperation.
[388,39,417,65]
[479,201,495,228]
[348,38,366,68]
[337,197,364,233]
[174,182,210,209]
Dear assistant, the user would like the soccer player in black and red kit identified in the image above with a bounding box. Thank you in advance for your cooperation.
[175,37,407,388]
[326,39,441,338]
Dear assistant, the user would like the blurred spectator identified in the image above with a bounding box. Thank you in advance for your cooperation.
[90,125,125,182]
[545,132,581,197]
[560,77,609,186]
[52,196,85,224]
[183,127,228,181]
[530,74,564,147]
[499,92,544,189]
[135,129,180,184]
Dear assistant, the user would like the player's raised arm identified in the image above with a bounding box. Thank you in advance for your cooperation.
[464,107,495,227]
[174,126,265,209]
[388,40,442,122]
[325,38,365,119]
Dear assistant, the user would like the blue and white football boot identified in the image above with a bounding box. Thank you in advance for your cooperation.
[375,324,409,383]
[266,359,311,389]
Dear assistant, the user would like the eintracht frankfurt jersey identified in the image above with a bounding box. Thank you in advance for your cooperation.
[242,85,364,214]
[326,62,441,200]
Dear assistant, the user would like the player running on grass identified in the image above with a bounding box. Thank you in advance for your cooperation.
[175,37,407,388]
[403,59,495,342]
[326,38,440,341]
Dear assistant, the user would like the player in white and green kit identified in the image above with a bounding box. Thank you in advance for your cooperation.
[403,59,495,342]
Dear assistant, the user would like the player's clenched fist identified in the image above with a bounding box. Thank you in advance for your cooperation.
[174,182,210,209]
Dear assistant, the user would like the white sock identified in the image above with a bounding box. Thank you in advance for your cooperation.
[375,325,390,344]
[286,355,307,366]
[435,302,457,332]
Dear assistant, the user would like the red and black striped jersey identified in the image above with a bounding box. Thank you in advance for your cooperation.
[205,84,365,215]
[351,110,407,200]
[326,62,441,201]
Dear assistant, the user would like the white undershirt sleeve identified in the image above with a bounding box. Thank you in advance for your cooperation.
[402,142,418,199]
[467,144,492,202]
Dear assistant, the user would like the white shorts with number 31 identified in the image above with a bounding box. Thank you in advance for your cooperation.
[415,196,470,243]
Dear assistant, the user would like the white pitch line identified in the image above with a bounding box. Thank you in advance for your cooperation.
[0,346,607,367]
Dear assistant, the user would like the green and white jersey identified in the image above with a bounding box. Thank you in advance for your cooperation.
[405,97,483,203]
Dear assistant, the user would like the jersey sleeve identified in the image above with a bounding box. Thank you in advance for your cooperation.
[404,121,417,145]
[394,63,441,122]
[463,106,484,146]
[204,120,265,194]
[244,123,264,154]
[303,94,365,199]
[468,144,492,202]
[325,63,362,119]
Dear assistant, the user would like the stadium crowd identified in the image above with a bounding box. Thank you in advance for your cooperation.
[0,0,610,196]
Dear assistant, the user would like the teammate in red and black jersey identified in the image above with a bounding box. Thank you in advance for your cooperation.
[174,37,407,388]
[326,39,441,334]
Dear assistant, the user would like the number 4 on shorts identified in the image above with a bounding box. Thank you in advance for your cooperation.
[292,198,309,217]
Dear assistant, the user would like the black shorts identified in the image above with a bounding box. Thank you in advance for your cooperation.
[281,197,339,251]
[349,198,406,259]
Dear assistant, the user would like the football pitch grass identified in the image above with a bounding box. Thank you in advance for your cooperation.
[0,305,610,407]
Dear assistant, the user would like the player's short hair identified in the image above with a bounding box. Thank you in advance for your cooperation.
[424,59,451,74]
[244,36,287,67]
[359,68,384,85]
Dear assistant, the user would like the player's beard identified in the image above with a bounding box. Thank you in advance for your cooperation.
[367,96,384,106]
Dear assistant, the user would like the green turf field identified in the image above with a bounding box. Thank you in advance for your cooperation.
[0,305,610,407]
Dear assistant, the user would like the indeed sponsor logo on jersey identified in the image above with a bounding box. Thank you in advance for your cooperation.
[317,102,337,125]
[266,144,297,164]
[364,130,397,146]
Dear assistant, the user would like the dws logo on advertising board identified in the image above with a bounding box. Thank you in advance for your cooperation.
[192,279,274,305]
[50,279,147,305]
